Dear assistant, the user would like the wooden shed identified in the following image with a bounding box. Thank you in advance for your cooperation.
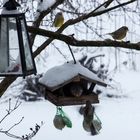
[39,61,107,106]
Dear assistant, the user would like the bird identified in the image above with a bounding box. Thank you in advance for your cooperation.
[82,101,97,135]
[83,120,97,135]
[83,101,94,123]
[70,83,83,97]
[107,26,128,40]
[53,12,64,27]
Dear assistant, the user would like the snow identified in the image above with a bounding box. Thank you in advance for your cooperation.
[1,70,140,140]
[0,1,140,140]
[37,0,56,12]
[39,61,106,91]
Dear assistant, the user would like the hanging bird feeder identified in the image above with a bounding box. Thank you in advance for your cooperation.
[0,0,36,77]
[39,61,107,106]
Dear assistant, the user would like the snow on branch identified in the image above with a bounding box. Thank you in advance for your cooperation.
[32,0,65,27]
[31,0,137,57]
[30,0,65,46]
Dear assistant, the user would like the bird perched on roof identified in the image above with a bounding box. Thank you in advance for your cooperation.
[107,26,129,40]
[53,12,64,27]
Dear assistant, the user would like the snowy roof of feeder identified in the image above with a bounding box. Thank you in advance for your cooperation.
[39,61,107,91]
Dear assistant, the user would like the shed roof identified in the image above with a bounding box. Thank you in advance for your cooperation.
[39,61,107,91]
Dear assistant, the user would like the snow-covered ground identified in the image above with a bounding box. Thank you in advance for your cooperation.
[0,70,140,140]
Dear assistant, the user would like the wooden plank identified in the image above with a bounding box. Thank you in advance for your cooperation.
[45,91,99,106]
[56,95,99,106]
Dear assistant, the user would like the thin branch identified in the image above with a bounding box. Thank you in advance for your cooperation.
[0,99,43,140]
[0,99,21,124]
[32,0,136,57]
[30,0,65,45]
[6,117,24,132]
[0,122,43,140]
[0,0,137,98]
[58,0,136,31]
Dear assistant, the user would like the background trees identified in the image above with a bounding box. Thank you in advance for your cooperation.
[0,0,140,139]
[0,0,139,97]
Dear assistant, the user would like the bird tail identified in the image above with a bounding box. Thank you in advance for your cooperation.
[90,123,97,135]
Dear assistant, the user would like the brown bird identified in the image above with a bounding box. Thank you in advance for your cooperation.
[83,101,94,123]
[82,101,97,135]
[83,120,97,135]
[70,83,83,97]
[107,26,128,40]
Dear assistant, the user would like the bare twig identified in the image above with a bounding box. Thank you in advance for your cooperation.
[0,99,21,124]
[6,117,24,132]
[0,99,43,140]
[32,0,136,57]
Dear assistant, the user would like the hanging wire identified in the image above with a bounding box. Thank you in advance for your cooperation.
[67,44,76,64]
[52,43,69,62]
[114,8,118,70]
[99,16,103,65]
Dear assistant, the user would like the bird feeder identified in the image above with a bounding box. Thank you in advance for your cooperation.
[0,0,36,77]
[39,61,107,106]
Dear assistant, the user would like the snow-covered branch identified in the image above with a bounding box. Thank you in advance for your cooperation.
[30,0,65,45]
[0,0,137,98]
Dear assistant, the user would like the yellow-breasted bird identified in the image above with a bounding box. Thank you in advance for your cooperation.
[107,26,128,40]
[53,12,64,27]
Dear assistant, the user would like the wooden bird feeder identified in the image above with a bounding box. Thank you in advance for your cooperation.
[39,61,107,106]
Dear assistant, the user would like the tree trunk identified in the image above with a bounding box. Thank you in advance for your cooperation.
[0,76,17,97]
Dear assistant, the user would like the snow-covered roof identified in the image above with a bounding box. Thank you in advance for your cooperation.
[39,61,107,91]
[0,8,22,15]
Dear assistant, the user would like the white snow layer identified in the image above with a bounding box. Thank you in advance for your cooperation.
[39,61,106,90]
[1,71,140,140]
[37,0,56,12]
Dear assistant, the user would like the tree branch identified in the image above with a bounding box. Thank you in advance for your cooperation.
[30,0,65,45]
[0,0,137,98]
[57,0,136,32]
[33,0,136,57]
[0,0,66,98]
[28,26,140,51]
[0,99,43,139]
